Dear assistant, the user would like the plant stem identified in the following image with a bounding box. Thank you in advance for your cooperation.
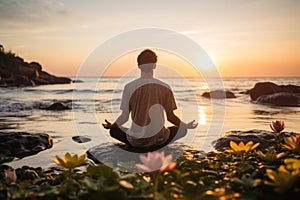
[153,174,159,199]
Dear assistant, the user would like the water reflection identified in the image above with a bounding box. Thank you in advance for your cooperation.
[198,106,207,125]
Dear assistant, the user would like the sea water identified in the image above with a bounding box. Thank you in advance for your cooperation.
[0,77,299,168]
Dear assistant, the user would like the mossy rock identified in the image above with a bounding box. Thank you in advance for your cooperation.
[213,129,297,150]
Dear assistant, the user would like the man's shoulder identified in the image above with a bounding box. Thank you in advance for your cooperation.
[146,79,173,93]
[124,78,140,89]
[126,78,140,85]
[125,78,170,87]
[124,78,172,93]
[152,78,171,89]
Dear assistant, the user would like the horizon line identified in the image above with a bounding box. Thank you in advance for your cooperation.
[69,75,300,79]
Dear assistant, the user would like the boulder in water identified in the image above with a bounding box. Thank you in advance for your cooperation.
[72,136,91,143]
[202,90,236,99]
[255,92,300,107]
[245,82,300,107]
[246,82,300,101]
[0,132,53,158]
[44,102,70,111]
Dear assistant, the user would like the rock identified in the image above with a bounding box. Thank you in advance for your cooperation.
[0,45,71,87]
[0,132,53,158]
[33,71,72,85]
[255,92,300,107]
[72,79,84,83]
[44,102,70,111]
[202,90,236,99]
[87,142,204,171]
[72,136,91,143]
[213,129,296,150]
[246,82,300,101]
[17,65,36,78]
[14,75,35,87]
[245,82,300,107]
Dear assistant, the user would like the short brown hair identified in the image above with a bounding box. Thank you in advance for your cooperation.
[137,49,157,66]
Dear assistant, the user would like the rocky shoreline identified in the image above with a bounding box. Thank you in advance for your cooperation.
[0,45,71,87]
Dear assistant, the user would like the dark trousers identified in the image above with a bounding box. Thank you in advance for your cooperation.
[109,126,187,148]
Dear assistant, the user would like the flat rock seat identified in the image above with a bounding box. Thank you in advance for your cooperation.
[87,142,204,171]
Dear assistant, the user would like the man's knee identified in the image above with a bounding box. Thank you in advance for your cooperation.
[110,126,127,137]
[169,126,187,142]
[109,127,118,138]
[169,126,187,135]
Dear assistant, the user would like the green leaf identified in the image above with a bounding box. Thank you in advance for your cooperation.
[102,185,119,192]
[87,165,114,179]
[233,177,261,188]
[135,180,150,190]
[119,173,137,180]
[236,164,254,174]
[118,161,136,171]
[83,178,99,191]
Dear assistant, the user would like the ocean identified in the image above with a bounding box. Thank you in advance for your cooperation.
[1,77,299,168]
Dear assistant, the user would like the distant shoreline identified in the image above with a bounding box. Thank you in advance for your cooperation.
[0,45,71,87]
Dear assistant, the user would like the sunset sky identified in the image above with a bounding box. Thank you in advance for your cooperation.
[0,0,299,77]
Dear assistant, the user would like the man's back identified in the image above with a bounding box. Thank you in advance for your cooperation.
[120,78,177,147]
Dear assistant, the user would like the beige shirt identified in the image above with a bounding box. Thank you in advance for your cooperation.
[120,78,177,148]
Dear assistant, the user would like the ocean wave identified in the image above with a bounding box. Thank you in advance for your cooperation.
[22,89,123,94]
[0,97,122,116]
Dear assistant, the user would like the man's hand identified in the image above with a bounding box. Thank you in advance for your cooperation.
[102,119,113,129]
[183,120,198,129]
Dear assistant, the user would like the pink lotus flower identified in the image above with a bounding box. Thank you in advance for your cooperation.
[270,120,285,133]
[136,151,176,173]
[5,169,17,184]
[283,134,300,151]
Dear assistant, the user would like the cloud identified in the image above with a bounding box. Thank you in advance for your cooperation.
[57,10,69,15]
[0,0,49,22]
[0,0,69,31]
